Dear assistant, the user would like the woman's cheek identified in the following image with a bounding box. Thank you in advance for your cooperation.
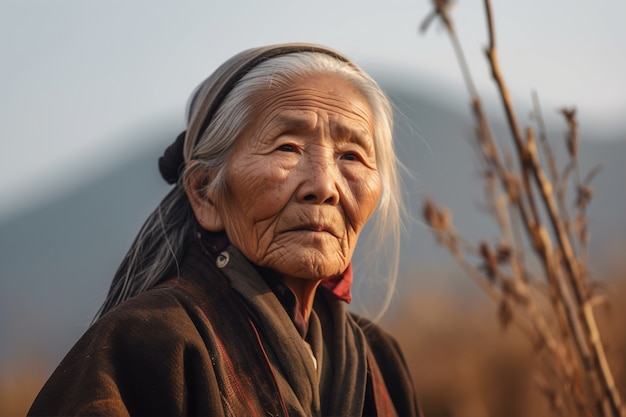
[350,173,382,224]
[346,166,381,197]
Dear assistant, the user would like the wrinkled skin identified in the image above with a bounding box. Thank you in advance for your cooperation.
[192,74,382,312]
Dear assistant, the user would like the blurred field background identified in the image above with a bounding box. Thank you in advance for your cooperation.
[386,269,626,417]
[2,2,626,416]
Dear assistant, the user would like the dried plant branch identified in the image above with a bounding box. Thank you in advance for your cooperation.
[483,4,623,413]
[423,199,590,415]
[529,115,621,417]
[532,91,559,185]
[419,1,625,416]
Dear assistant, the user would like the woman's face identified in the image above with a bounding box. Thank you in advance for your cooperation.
[216,73,382,280]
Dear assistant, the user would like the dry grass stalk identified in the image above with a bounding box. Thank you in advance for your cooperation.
[419,1,625,416]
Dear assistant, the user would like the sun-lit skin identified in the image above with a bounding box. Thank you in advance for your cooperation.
[198,74,382,321]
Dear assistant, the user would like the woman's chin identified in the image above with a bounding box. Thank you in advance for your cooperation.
[261,247,348,281]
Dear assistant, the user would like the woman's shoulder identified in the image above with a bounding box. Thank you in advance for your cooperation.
[349,312,423,416]
[90,280,209,347]
[27,283,218,417]
[349,312,402,351]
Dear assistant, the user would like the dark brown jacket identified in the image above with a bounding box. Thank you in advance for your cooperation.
[28,243,420,416]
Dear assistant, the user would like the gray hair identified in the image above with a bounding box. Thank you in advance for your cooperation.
[95,50,401,321]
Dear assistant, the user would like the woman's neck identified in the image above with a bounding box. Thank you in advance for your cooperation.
[280,276,321,323]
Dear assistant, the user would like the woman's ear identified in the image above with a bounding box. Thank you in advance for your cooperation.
[183,162,224,232]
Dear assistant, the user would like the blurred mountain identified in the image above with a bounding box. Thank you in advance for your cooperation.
[1,71,624,375]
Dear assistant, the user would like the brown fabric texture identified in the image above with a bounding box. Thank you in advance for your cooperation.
[28,242,421,416]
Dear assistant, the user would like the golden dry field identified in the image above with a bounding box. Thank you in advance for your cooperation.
[387,263,626,416]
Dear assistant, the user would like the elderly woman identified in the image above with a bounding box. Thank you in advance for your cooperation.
[28,43,420,417]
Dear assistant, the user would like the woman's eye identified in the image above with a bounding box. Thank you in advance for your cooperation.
[340,153,359,161]
[277,144,295,152]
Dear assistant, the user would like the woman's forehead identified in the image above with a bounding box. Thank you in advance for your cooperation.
[263,109,374,147]
[251,74,374,131]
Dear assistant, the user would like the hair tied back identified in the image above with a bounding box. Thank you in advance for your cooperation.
[158,131,187,184]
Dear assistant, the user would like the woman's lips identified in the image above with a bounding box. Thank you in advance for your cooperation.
[278,210,343,238]
[303,224,330,232]
[285,222,339,237]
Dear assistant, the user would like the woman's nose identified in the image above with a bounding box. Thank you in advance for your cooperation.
[297,157,340,205]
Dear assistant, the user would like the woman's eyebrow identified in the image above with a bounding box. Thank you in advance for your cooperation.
[272,112,316,132]
[269,111,374,151]
[330,121,375,151]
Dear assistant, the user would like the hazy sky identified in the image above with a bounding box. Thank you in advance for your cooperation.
[2,0,625,220]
